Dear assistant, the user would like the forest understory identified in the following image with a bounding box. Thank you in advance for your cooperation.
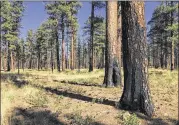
[1,68,178,125]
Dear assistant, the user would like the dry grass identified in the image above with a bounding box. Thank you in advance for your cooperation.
[1,68,178,125]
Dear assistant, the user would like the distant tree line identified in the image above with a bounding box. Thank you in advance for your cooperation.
[147,1,178,71]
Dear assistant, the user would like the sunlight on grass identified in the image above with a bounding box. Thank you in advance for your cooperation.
[1,68,178,125]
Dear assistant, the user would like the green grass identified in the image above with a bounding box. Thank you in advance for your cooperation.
[1,68,178,125]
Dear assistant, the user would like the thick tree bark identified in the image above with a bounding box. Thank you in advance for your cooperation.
[103,1,122,87]
[117,2,122,69]
[89,2,94,72]
[120,1,154,117]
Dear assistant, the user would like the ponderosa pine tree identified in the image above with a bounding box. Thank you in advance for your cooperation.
[1,0,12,71]
[103,1,121,87]
[45,1,61,72]
[11,1,24,71]
[89,1,105,72]
[1,0,24,72]
[119,1,154,117]
[66,2,81,70]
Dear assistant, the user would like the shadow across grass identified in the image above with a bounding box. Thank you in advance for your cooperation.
[9,107,106,125]
[135,112,178,125]
[1,73,29,88]
[9,107,65,125]
[54,79,102,87]
[31,83,117,107]
[2,73,178,125]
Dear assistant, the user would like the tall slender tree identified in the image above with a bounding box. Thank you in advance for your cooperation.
[89,1,105,72]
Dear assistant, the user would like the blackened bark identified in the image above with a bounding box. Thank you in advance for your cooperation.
[103,1,121,87]
[120,1,154,117]
[89,2,94,72]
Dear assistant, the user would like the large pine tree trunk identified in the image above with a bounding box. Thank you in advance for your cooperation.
[103,1,121,87]
[89,2,94,72]
[117,1,122,82]
[120,1,154,117]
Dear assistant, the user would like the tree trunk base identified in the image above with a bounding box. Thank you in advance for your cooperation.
[119,85,154,117]
[103,58,122,88]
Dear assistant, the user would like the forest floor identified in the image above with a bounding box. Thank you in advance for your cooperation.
[1,68,178,125]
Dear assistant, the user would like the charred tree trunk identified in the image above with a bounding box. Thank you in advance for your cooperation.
[103,1,122,87]
[117,1,122,82]
[89,2,94,72]
[120,1,154,117]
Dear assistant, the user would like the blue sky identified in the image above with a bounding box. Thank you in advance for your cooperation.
[20,1,160,39]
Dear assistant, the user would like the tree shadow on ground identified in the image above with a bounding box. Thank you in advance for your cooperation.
[32,83,117,107]
[2,73,177,125]
[8,107,105,125]
[1,73,29,88]
[135,112,178,125]
[8,107,65,125]
[54,79,102,87]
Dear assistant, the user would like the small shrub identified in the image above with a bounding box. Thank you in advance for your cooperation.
[24,87,48,107]
[123,113,140,125]
[69,111,94,125]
